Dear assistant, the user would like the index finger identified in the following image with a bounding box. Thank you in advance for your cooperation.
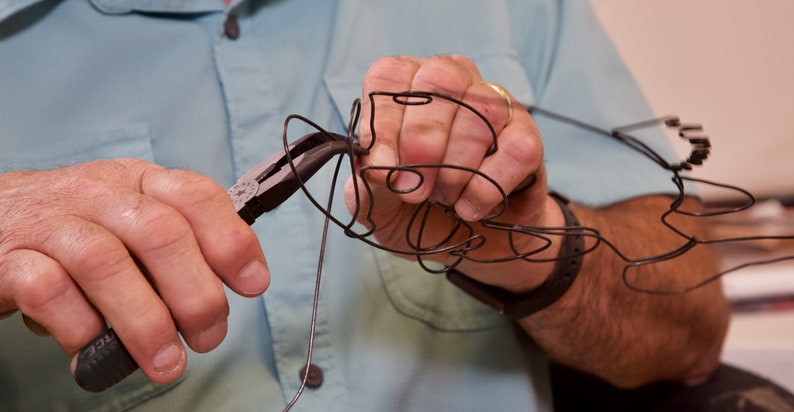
[138,166,270,297]
[358,56,421,183]
[361,56,481,203]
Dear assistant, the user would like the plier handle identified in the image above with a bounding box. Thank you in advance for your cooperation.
[229,131,368,225]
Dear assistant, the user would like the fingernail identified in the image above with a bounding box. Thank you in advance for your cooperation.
[371,144,398,167]
[238,259,269,295]
[456,199,480,221]
[395,171,422,195]
[152,342,185,376]
[196,320,228,353]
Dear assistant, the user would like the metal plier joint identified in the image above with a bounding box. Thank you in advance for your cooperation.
[229,131,368,225]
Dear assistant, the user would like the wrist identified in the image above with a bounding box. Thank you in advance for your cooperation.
[506,193,568,292]
[452,192,566,292]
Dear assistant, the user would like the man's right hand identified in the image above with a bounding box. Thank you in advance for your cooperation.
[0,158,270,384]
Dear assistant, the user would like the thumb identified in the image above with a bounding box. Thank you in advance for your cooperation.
[344,175,372,227]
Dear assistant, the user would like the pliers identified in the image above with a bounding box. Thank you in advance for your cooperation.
[73,130,368,392]
[230,130,368,224]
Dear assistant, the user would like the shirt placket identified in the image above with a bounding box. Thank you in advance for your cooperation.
[212,2,348,409]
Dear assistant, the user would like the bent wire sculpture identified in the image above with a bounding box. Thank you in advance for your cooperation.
[280,90,794,410]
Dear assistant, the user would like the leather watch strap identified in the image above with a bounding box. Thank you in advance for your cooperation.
[446,192,585,319]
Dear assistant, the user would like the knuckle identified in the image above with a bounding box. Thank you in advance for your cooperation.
[365,56,421,88]
[414,56,472,92]
[174,287,229,331]
[59,160,123,191]
[505,132,541,167]
[470,96,505,132]
[132,203,193,255]
[171,172,226,206]
[70,231,131,282]
[448,54,479,73]
[141,164,223,201]
[12,260,71,314]
[205,225,259,264]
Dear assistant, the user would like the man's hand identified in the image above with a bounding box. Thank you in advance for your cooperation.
[347,55,729,388]
[346,55,564,293]
[0,159,270,384]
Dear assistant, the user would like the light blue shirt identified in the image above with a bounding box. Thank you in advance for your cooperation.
[0,0,676,410]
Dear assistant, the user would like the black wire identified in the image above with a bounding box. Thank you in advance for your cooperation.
[278,90,794,409]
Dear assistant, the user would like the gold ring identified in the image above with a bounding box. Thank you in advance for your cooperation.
[481,81,513,124]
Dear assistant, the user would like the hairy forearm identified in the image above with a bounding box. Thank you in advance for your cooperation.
[520,195,730,388]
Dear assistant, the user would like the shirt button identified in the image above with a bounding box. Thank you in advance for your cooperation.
[298,364,324,389]
[224,14,240,40]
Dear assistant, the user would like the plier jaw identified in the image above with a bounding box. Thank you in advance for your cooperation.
[229,131,368,225]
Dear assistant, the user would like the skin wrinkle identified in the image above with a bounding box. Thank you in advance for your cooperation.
[58,225,136,293]
[0,179,49,250]
[0,180,58,318]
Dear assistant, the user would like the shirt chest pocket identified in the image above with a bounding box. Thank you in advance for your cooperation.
[0,124,155,173]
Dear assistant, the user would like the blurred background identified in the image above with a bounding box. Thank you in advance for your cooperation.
[591,0,794,392]
[593,0,794,203]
